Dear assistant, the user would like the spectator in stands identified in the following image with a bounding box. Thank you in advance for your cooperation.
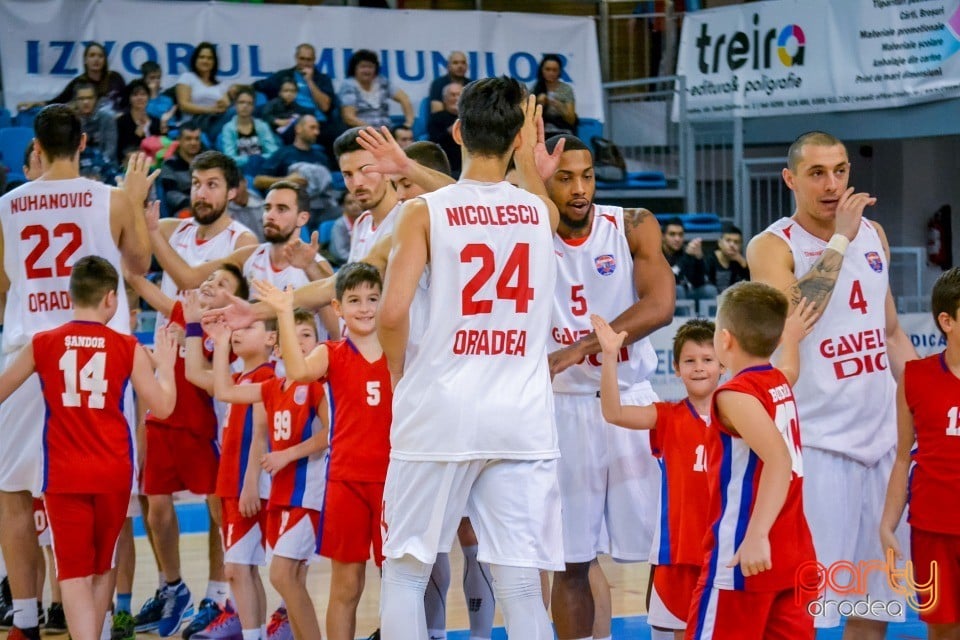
[253,114,329,191]
[253,44,337,129]
[532,54,578,135]
[429,51,471,113]
[73,82,118,180]
[328,190,363,266]
[159,121,204,216]
[661,216,716,313]
[18,41,126,114]
[338,49,414,130]
[260,78,314,145]
[705,222,750,293]
[141,60,178,124]
[116,80,166,164]
[392,124,415,149]
[176,42,235,138]
[427,82,463,177]
[227,176,266,243]
[221,85,279,171]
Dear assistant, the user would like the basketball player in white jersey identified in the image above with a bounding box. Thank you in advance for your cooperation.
[334,127,402,263]
[541,135,675,640]
[0,104,155,640]
[377,78,561,640]
[747,131,917,640]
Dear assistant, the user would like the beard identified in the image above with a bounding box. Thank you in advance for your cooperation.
[191,201,227,226]
[559,209,592,231]
[264,224,296,244]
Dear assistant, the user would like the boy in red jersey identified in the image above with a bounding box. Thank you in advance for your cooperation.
[188,305,277,640]
[0,256,177,640]
[881,266,960,638]
[684,281,817,640]
[256,262,391,640]
[125,265,250,635]
[208,307,329,640]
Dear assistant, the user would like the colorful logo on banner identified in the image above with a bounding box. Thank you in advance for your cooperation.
[777,24,806,67]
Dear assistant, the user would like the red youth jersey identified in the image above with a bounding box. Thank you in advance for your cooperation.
[146,302,218,438]
[33,321,138,494]
[700,365,815,592]
[649,399,711,567]
[216,363,276,498]
[260,377,327,510]
[325,339,392,482]
[904,353,960,535]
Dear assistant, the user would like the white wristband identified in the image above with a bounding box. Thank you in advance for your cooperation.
[826,234,849,255]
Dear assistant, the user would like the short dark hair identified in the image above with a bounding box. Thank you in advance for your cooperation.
[545,134,590,156]
[458,76,524,157]
[279,77,298,91]
[234,85,256,102]
[73,81,96,99]
[140,60,161,77]
[391,123,412,137]
[267,180,310,214]
[932,267,960,337]
[662,216,684,231]
[34,104,81,161]
[293,308,318,336]
[717,281,788,358]
[179,120,202,135]
[335,262,382,301]
[70,256,118,308]
[346,49,380,78]
[672,319,715,367]
[720,222,743,237]
[333,127,364,159]
[219,262,249,300]
[787,131,846,172]
[191,151,240,190]
[190,42,219,82]
[405,141,451,176]
[125,79,150,106]
[262,317,278,333]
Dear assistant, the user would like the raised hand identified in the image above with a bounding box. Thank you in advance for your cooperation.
[283,232,320,270]
[684,237,704,259]
[122,151,160,207]
[181,289,203,323]
[590,314,627,356]
[153,327,179,371]
[835,187,876,241]
[357,126,410,176]
[780,298,819,346]
[252,280,293,314]
[202,316,232,346]
[534,108,564,182]
[202,294,256,330]
[144,200,161,232]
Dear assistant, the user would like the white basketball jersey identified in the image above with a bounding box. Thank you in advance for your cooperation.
[348,203,399,263]
[765,217,896,464]
[157,217,253,328]
[404,269,431,365]
[242,243,329,291]
[0,178,130,353]
[550,205,659,394]
[391,181,558,461]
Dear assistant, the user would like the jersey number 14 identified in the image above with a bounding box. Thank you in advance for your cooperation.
[59,350,107,409]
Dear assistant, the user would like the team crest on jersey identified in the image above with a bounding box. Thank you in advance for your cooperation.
[864,251,883,273]
[594,254,616,276]
[294,386,308,405]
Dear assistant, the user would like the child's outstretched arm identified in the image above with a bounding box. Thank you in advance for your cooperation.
[207,318,263,405]
[131,327,178,419]
[253,280,329,381]
[125,271,175,318]
[774,298,818,386]
[182,290,214,393]
[879,374,913,566]
[718,390,792,577]
[590,314,657,430]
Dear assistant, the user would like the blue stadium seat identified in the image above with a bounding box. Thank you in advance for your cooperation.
[655,212,722,234]
[331,171,345,191]
[14,107,40,129]
[0,108,11,129]
[577,118,603,147]
[413,97,431,141]
[0,127,36,184]
[318,219,336,247]
[596,170,667,190]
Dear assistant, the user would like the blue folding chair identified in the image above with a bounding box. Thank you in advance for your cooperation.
[0,127,36,184]
[0,108,12,129]
[318,219,336,247]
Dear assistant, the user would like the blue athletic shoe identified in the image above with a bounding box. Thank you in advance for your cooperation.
[134,590,164,632]
[157,582,194,637]
[181,598,222,639]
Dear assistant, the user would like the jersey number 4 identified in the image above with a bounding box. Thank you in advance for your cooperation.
[460,243,533,315]
[849,280,868,315]
[59,349,107,409]
[22,223,83,279]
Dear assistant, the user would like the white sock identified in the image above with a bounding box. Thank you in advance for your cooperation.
[461,546,494,637]
[205,580,230,606]
[100,610,112,640]
[12,598,39,628]
[241,630,260,640]
[0,549,7,578]
[157,573,166,590]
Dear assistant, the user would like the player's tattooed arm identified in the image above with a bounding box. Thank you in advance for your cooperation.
[790,248,844,309]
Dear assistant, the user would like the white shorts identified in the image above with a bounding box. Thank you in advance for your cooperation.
[0,366,43,496]
[381,458,564,571]
[554,384,661,562]
[267,507,320,562]
[803,446,908,628]
[648,581,686,630]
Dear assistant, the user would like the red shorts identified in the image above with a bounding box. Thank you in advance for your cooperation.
[911,528,960,624]
[319,480,384,566]
[649,564,700,629]
[266,506,320,561]
[143,422,219,496]
[685,583,814,640]
[220,497,267,566]
[44,492,129,580]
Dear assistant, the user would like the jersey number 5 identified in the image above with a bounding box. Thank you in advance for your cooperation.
[460,243,533,315]
[59,349,107,409]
